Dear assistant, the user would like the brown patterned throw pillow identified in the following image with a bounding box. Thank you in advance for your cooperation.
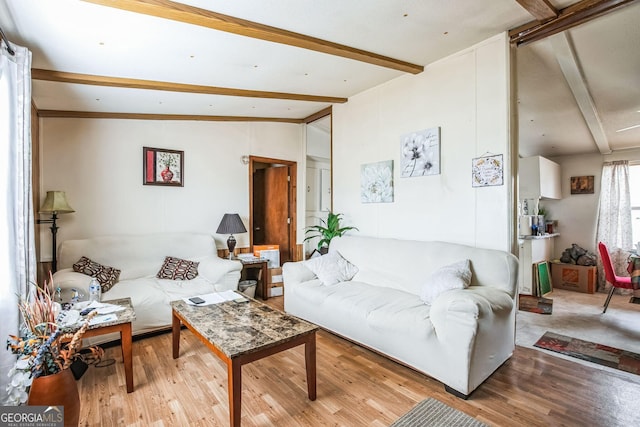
[156,256,199,280]
[72,256,121,293]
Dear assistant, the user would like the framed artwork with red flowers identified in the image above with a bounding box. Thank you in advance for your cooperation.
[143,147,184,187]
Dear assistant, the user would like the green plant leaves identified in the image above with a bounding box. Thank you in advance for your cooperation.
[303,212,358,250]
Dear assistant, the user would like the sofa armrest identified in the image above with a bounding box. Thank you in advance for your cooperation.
[283,261,316,286]
[52,269,93,297]
[430,287,514,342]
[198,256,243,288]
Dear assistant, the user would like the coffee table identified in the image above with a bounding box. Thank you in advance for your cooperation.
[171,295,318,427]
[81,297,136,393]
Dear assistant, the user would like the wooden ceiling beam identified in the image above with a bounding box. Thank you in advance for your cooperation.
[82,0,424,74]
[31,69,347,103]
[304,107,332,124]
[37,110,305,123]
[515,0,558,21]
[510,0,637,46]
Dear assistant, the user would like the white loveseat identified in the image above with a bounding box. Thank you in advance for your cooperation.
[52,233,242,339]
[283,235,518,397]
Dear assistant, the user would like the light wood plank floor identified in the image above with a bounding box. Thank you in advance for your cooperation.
[77,296,640,426]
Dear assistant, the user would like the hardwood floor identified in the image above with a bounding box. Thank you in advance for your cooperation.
[77,296,640,426]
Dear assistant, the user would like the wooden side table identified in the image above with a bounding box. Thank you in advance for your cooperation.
[239,259,269,300]
[81,297,136,393]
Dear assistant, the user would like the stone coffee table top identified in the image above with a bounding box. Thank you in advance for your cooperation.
[171,296,318,358]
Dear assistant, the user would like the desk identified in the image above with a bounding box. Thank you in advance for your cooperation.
[239,258,269,300]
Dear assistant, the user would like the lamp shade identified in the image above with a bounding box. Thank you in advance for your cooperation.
[40,191,75,214]
[216,213,247,235]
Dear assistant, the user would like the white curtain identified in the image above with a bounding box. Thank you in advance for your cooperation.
[0,41,35,404]
[595,160,632,291]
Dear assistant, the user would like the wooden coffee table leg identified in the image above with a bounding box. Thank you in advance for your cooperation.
[172,310,180,359]
[121,322,134,393]
[227,359,242,427]
[305,332,317,401]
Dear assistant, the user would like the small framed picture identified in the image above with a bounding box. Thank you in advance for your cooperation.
[143,147,184,187]
[570,176,594,194]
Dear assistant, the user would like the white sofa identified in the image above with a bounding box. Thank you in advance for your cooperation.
[283,235,518,397]
[52,233,242,339]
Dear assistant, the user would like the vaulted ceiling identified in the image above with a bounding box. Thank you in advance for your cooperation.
[1,0,638,157]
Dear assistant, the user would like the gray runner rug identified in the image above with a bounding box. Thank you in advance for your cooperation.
[390,398,488,427]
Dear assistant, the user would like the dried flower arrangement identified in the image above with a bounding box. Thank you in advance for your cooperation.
[5,273,103,405]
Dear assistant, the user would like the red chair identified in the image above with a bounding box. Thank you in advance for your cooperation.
[598,242,633,313]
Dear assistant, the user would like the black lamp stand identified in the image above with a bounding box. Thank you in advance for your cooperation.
[37,212,59,273]
[227,234,237,259]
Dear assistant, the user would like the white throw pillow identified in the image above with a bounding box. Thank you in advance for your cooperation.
[420,259,472,305]
[304,251,359,286]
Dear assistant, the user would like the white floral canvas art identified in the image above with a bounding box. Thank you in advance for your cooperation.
[400,127,440,177]
[361,160,394,203]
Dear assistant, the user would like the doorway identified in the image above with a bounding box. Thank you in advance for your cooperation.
[249,156,297,264]
[305,113,332,258]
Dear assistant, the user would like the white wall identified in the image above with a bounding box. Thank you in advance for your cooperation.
[39,119,304,260]
[306,125,330,160]
[546,148,640,258]
[332,33,513,251]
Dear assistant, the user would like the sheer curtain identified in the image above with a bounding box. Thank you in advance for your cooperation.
[0,41,35,403]
[595,160,632,291]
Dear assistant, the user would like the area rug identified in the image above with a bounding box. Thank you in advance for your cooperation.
[390,398,487,427]
[519,294,553,314]
[534,331,640,375]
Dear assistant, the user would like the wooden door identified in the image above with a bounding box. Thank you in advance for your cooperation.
[253,169,266,244]
[255,165,291,263]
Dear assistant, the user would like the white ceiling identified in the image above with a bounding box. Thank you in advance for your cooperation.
[1,0,638,157]
[517,1,640,157]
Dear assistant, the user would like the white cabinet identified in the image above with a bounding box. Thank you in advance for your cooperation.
[520,156,561,199]
[306,166,331,212]
[320,168,331,212]
[306,167,319,211]
[518,236,557,294]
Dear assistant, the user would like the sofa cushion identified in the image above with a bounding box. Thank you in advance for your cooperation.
[72,256,121,292]
[156,256,199,280]
[420,259,471,305]
[303,251,358,286]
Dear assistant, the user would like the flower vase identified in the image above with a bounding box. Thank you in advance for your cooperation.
[28,369,80,427]
[161,165,174,182]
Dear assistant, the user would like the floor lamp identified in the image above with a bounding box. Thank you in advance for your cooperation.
[37,191,75,273]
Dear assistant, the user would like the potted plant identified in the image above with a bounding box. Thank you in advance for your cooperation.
[6,273,102,424]
[304,212,358,254]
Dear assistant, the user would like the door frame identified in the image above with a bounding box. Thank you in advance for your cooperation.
[249,156,298,262]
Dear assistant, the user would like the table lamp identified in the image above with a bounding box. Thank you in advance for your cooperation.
[37,191,75,272]
[216,213,247,259]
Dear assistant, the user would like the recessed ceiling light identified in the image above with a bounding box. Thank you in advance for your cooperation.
[403,13,408,17]
[98,42,104,46]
